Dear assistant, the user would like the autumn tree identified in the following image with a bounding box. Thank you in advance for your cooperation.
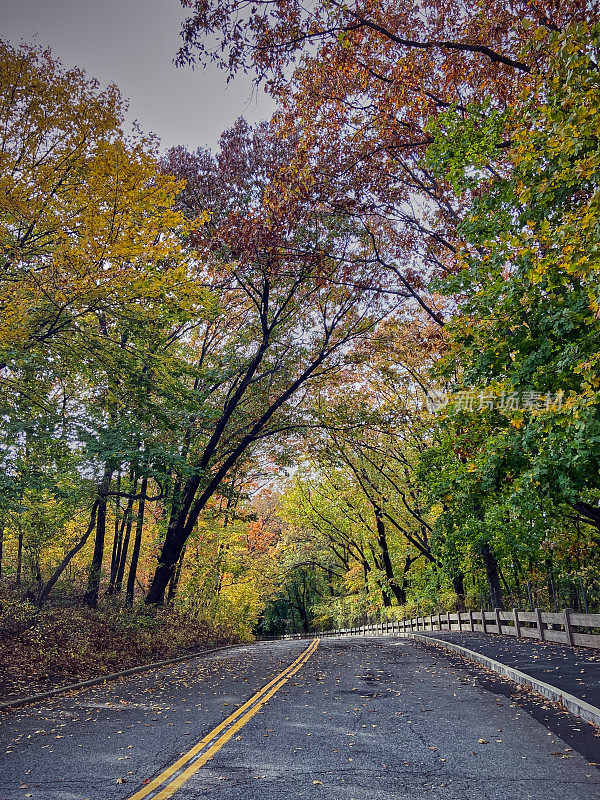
[271,310,443,625]
[176,1,594,327]
[0,39,211,607]
[417,21,600,610]
[141,118,400,604]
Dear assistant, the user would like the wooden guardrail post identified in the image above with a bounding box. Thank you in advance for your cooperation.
[535,608,545,641]
[494,608,502,635]
[513,608,521,638]
[468,609,474,631]
[457,611,462,632]
[481,608,487,633]
[563,608,575,647]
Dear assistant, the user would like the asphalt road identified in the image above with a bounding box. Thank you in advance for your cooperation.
[1,636,599,800]
[417,630,600,707]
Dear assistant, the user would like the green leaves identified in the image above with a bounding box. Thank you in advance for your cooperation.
[415,22,600,607]
[425,101,510,194]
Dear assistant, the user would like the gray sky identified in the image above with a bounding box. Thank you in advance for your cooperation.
[0,0,273,152]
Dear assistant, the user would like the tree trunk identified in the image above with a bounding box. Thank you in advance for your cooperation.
[15,532,23,588]
[113,476,138,594]
[374,507,405,605]
[367,540,390,606]
[84,467,113,609]
[453,572,466,611]
[144,485,188,605]
[167,544,186,603]
[326,567,335,597]
[107,471,122,592]
[480,543,503,610]
[362,558,371,595]
[115,512,134,593]
[125,475,147,608]
[37,500,100,607]
[396,553,417,606]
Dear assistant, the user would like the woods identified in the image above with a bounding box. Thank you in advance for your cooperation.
[2,2,600,668]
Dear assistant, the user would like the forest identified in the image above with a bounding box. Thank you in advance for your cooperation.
[1,1,600,687]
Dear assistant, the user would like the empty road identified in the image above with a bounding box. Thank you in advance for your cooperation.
[1,636,599,800]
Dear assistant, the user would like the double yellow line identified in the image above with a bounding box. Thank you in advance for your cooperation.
[127,638,319,800]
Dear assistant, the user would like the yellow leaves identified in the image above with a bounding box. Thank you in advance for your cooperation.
[190,209,212,232]
[0,40,195,355]
[466,463,477,473]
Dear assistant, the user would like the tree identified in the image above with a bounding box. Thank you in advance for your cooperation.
[417,21,600,609]
[143,119,399,604]
[0,39,188,369]
[176,1,593,329]
[0,39,212,608]
[275,311,443,621]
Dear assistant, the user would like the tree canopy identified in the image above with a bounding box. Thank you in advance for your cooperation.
[3,5,600,645]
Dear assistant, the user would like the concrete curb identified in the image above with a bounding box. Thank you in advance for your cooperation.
[403,632,600,729]
[0,643,239,713]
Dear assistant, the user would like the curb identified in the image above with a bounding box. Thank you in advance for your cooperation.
[0,643,240,713]
[403,632,600,729]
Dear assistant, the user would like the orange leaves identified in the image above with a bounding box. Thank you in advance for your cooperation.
[246,521,278,553]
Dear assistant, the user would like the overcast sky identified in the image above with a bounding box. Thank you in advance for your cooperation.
[0,0,274,152]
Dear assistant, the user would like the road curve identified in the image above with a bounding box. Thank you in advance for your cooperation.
[1,636,598,800]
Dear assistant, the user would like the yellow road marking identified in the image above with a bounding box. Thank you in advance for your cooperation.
[127,639,319,800]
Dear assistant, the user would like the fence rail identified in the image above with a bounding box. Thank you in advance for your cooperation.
[283,608,600,650]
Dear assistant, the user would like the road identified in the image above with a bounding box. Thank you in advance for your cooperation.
[1,636,599,800]
[417,630,600,708]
